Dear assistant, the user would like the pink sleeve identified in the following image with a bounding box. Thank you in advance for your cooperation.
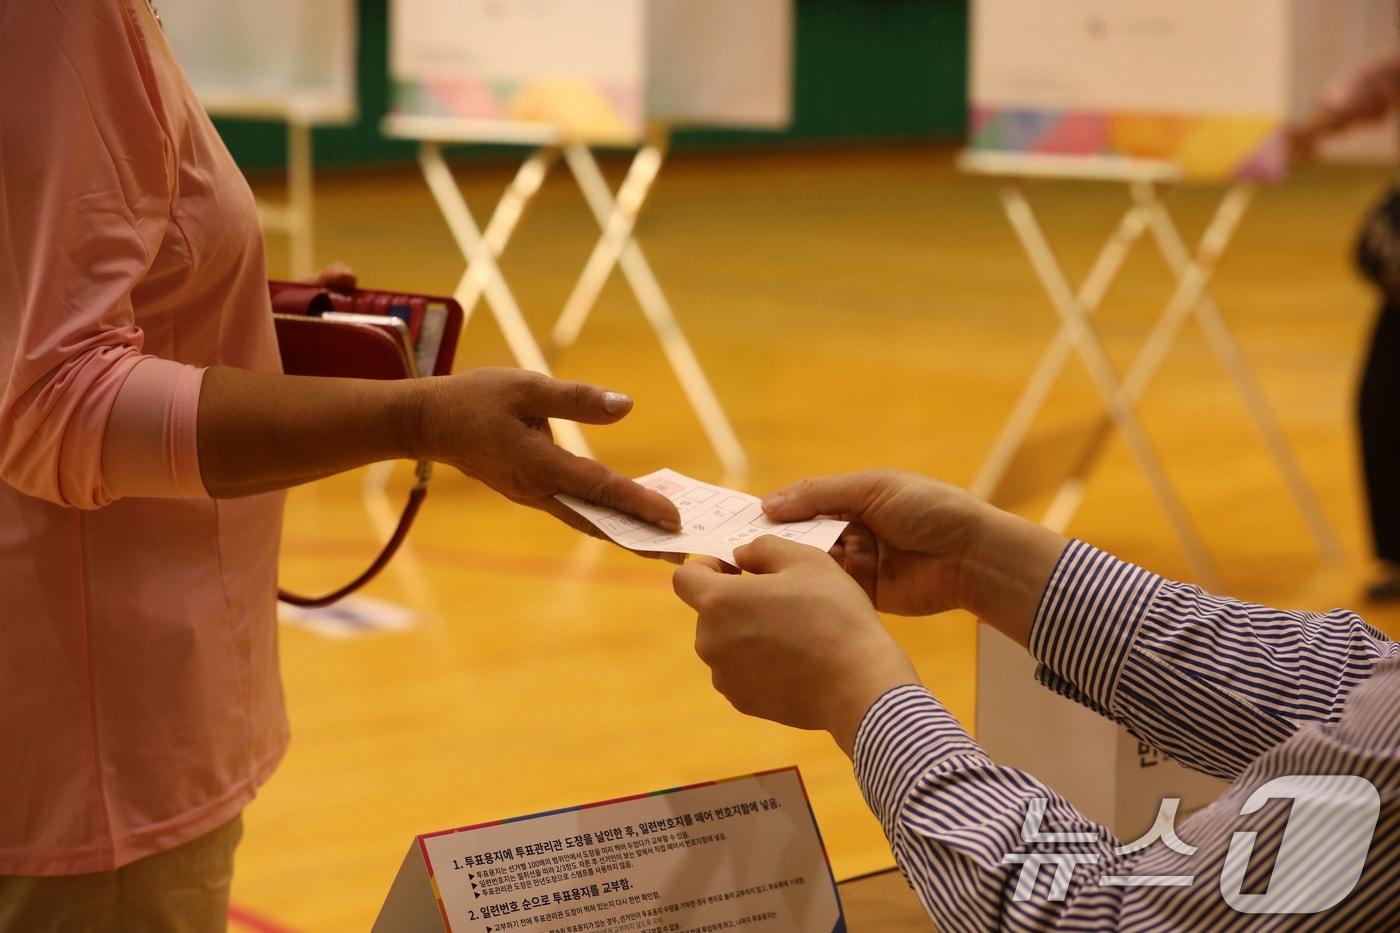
[0,3,205,509]
[1321,50,1400,128]
[102,359,209,499]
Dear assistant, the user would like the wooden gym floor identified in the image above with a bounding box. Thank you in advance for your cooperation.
[234,144,1400,930]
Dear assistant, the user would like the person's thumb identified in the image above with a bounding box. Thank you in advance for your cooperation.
[760,471,884,522]
[733,534,827,575]
[532,378,635,425]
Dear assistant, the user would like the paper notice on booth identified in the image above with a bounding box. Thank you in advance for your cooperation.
[372,768,846,933]
[556,468,847,565]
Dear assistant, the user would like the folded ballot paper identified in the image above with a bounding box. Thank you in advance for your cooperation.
[556,469,848,566]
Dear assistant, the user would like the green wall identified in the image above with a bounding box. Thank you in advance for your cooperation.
[214,0,969,171]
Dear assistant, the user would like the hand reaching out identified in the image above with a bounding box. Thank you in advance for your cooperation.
[413,368,682,537]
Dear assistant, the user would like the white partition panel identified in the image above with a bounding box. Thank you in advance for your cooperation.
[159,0,358,122]
[391,0,646,142]
[969,0,1292,181]
[389,0,792,144]
[970,0,1400,180]
[647,0,792,128]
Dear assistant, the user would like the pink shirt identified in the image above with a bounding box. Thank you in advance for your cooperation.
[0,1,288,874]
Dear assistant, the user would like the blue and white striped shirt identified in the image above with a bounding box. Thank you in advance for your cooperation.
[854,541,1400,930]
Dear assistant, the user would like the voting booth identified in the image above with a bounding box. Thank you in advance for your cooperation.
[967,0,1396,839]
[160,0,359,276]
[383,0,793,474]
[963,0,1342,584]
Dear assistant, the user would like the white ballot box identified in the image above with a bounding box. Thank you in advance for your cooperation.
[389,0,792,144]
[372,768,846,933]
[978,628,1227,842]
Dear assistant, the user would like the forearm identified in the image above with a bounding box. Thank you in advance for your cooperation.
[196,365,425,498]
[1025,541,1398,779]
[947,506,1395,778]
[856,681,1400,928]
[1315,50,1400,134]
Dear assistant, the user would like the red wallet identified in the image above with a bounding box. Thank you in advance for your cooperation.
[268,281,464,380]
[268,281,466,608]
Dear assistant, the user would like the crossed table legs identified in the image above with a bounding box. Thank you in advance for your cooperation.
[416,136,748,479]
[972,178,1340,588]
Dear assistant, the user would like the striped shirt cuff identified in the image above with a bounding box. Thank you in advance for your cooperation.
[1028,540,1164,718]
[852,685,987,841]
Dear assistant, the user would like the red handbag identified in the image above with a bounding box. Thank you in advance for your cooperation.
[268,281,464,607]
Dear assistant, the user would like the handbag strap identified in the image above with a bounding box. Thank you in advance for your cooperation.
[277,460,432,609]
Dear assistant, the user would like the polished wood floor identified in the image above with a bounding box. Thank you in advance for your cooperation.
[235,145,1400,930]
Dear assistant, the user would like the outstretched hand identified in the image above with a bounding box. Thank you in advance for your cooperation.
[415,368,681,537]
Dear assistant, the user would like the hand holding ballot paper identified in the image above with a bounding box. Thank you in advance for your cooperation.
[670,470,1028,752]
[556,468,848,565]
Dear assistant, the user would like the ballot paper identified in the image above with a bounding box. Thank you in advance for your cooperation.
[556,468,848,565]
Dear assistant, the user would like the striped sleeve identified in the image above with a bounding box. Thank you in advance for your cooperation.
[850,678,1400,930]
[853,685,1125,931]
[1029,541,1399,780]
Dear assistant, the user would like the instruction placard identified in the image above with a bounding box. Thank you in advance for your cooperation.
[374,768,846,932]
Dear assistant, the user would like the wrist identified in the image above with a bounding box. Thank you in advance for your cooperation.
[954,506,1068,648]
[946,496,1009,613]
[394,376,437,461]
[825,646,920,757]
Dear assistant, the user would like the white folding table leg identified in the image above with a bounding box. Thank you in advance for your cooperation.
[557,142,748,479]
[1001,183,1220,588]
[252,119,316,279]
[1135,183,1343,562]
[287,118,316,278]
[969,200,1151,500]
[550,142,664,352]
[418,142,591,457]
[453,148,560,330]
[1041,183,1251,534]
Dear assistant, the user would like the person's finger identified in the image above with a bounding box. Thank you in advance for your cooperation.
[732,534,827,575]
[760,471,886,522]
[312,261,357,292]
[546,451,682,532]
[837,523,880,602]
[527,377,637,426]
[672,558,733,609]
[536,498,683,566]
[537,498,609,541]
[839,523,879,560]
